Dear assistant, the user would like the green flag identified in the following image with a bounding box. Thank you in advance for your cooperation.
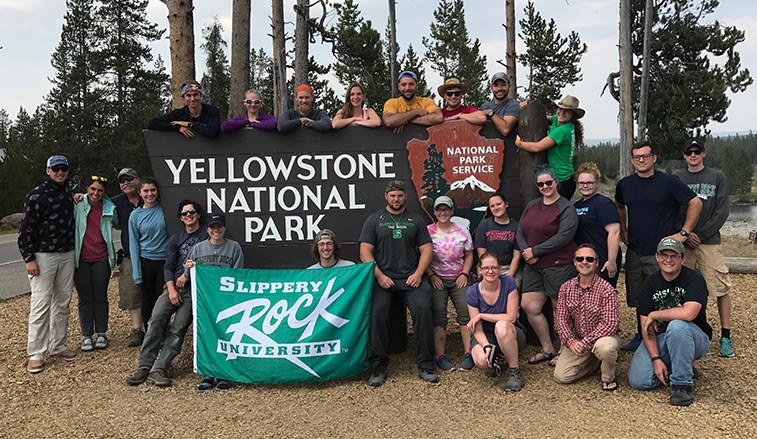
[191,263,374,384]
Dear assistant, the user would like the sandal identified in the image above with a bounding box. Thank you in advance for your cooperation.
[527,351,556,364]
[215,379,230,390]
[548,353,560,367]
[197,376,215,391]
[602,381,619,391]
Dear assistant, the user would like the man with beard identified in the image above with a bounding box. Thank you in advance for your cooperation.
[147,81,221,138]
[359,180,438,387]
[382,71,443,133]
[480,72,520,138]
[277,84,332,132]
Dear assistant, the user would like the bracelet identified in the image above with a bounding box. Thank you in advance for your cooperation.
[650,355,662,362]
[458,273,469,278]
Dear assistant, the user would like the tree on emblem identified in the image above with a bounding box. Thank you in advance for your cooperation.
[421,143,449,200]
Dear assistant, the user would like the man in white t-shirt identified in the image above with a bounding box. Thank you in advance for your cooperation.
[307,229,355,269]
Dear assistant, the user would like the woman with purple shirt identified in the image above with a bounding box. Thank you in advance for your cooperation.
[221,89,277,133]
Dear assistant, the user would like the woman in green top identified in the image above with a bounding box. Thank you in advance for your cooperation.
[515,95,585,200]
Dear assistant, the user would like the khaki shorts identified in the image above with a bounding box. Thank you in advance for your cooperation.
[118,259,142,310]
[685,244,731,298]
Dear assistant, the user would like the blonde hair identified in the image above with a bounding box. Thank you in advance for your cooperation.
[575,162,601,181]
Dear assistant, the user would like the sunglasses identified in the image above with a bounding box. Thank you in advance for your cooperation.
[91,175,108,183]
[50,165,69,173]
[243,99,262,105]
[536,180,554,188]
[445,91,462,97]
[180,209,197,217]
[575,256,596,263]
[119,176,135,183]
[683,149,703,156]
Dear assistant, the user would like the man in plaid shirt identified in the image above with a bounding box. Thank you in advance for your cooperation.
[553,244,621,391]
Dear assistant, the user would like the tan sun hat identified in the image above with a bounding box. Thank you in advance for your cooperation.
[556,95,585,119]
[437,78,470,96]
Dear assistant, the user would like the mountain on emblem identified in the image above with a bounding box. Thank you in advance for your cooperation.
[406,121,505,226]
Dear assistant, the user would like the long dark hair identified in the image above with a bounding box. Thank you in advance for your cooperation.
[340,82,366,119]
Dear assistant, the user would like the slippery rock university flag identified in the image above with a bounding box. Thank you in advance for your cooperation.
[191,263,374,384]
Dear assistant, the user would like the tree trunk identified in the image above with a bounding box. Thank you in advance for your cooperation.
[294,0,309,86]
[165,0,195,108]
[389,0,397,97]
[271,0,287,117]
[505,0,517,98]
[228,0,251,119]
[637,0,653,141]
[518,100,549,203]
[619,0,634,177]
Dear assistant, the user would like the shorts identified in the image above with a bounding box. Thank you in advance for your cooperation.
[684,244,731,298]
[470,326,527,352]
[522,263,576,299]
[431,279,470,327]
[118,258,142,310]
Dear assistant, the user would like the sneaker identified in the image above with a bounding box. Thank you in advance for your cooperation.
[719,337,735,358]
[81,337,94,352]
[459,353,474,371]
[504,367,524,392]
[621,333,642,352]
[435,355,455,372]
[485,366,500,378]
[94,335,108,350]
[27,359,45,374]
[126,367,150,386]
[128,329,145,347]
[146,370,172,387]
[418,369,439,384]
[52,349,76,362]
[670,384,694,406]
[368,370,387,388]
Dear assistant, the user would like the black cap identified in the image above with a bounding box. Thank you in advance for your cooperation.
[207,213,226,227]
[682,138,705,152]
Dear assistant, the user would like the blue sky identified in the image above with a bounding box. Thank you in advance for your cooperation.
[1,0,755,139]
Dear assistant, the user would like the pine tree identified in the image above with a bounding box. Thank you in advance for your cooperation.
[517,0,587,103]
[250,48,275,114]
[401,44,432,98]
[0,109,9,150]
[421,143,449,199]
[422,0,488,106]
[0,108,46,216]
[200,18,231,118]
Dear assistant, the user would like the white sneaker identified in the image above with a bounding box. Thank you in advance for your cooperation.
[94,335,108,350]
[81,337,94,352]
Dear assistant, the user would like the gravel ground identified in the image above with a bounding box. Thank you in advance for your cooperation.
[1,272,756,439]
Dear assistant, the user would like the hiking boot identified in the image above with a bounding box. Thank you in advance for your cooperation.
[418,369,439,384]
[504,367,524,392]
[128,329,145,347]
[27,359,44,374]
[670,384,694,406]
[81,337,94,352]
[459,353,474,371]
[368,369,387,388]
[435,355,455,372]
[126,367,150,386]
[52,349,76,362]
[719,337,735,358]
[621,333,642,352]
[94,334,108,350]
[146,370,172,387]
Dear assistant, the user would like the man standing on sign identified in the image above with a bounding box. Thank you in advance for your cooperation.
[382,71,443,134]
[480,72,520,138]
[277,83,332,132]
[147,81,221,138]
[359,180,438,387]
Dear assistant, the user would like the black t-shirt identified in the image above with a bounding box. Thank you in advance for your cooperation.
[638,266,712,340]
[359,208,431,279]
[474,217,519,265]
[111,193,143,258]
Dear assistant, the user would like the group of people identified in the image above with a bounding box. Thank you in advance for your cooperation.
[19,69,734,407]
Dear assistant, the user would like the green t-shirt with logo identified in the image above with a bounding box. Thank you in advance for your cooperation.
[547,114,575,182]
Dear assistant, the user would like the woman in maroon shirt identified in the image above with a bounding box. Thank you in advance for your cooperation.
[516,166,578,364]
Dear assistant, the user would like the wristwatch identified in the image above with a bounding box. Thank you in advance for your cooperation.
[486,110,494,120]
[679,229,690,237]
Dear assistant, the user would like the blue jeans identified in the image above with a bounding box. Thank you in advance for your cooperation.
[139,287,193,373]
[628,320,709,389]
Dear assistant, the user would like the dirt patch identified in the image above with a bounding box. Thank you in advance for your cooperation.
[1,274,756,438]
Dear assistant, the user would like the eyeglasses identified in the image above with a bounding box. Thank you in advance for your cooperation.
[683,149,703,156]
[50,165,69,173]
[243,99,262,105]
[577,181,596,187]
[91,175,108,183]
[632,153,654,161]
[445,91,462,97]
[575,256,596,263]
[536,180,555,188]
[119,176,135,184]
[180,209,197,217]
[657,252,682,261]
[480,266,499,272]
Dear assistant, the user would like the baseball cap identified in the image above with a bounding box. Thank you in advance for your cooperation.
[434,196,454,209]
[117,168,139,179]
[682,138,705,153]
[385,180,407,193]
[656,237,685,255]
[206,213,226,227]
[397,70,418,82]
[314,228,336,244]
[46,155,69,168]
[490,72,510,85]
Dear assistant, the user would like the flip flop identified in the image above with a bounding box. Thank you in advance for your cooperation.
[602,381,619,391]
[197,376,215,391]
[527,351,556,364]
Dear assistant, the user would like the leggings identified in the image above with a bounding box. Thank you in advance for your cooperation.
[139,257,165,327]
